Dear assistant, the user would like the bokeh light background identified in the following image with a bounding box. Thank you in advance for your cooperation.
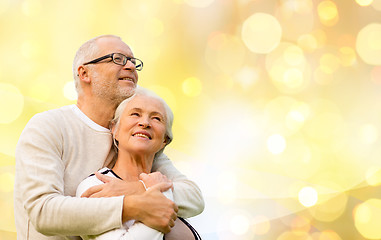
[2,0,381,239]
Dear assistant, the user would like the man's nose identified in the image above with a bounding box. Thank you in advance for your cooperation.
[123,59,136,71]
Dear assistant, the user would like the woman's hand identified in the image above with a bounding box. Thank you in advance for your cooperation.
[139,172,172,189]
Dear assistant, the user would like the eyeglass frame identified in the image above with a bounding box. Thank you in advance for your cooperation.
[83,53,143,71]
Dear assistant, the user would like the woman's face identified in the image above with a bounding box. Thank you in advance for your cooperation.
[114,95,167,155]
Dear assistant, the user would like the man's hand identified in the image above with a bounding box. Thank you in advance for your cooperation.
[123,182,178,233]
[81,172,145,198]
[139,172,172,189]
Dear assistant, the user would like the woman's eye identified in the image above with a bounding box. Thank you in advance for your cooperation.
[131,112,140,116]
[153,117,161,121]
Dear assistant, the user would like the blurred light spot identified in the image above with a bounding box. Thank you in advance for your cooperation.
[230,214,250,235]
[339,47,357,66]
[235,66,259,89]
[280,0,313,14]
[218,172,237,203]
[184,0,214,8]
[205,33,246,74]
[297,34,318,52]
[310,192,348,222]
[359,124,378,144]
[147,85,177,112]
[144,18,164,37]
[0,173,14,192]
[21,41,40,59]
[277,231,312,240]
[0,83,24,124]
[318,1,339,26]
[365,167,381,186]
[286,110,306,131]
[253,215,270,235]
[241,13,282,54]
[320,53,340,74]
[290,215,310,233]
[266,43,309,93]
[22,0,42,16]
[371,66,381,84]
[354,199,381,239]
[283,68,304,88]
[0,0,10,15]
[318,230,342,240]
[314,66,334,85]
[283,46,304,66]
[356,0,374,6]
[182,77,202,97]
[298,186,318,207]
[63,81,77,101]
[372,0,381,11]
[267,134,286,155]
[356,23,381,65]
[313,29,328,48]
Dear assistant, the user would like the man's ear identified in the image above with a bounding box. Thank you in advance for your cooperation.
[78,66,91,84]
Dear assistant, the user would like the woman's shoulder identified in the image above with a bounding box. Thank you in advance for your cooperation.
[75,167,111,197]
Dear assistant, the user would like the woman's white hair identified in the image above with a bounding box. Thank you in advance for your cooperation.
[72,35,122,94]
[111,86,174,156]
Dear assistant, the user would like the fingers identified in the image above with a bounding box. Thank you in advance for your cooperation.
[81,184,103,198]
[95,171,113,183]
[149,182,173,193]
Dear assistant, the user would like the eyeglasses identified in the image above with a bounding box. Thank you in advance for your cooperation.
[83,53,143,71]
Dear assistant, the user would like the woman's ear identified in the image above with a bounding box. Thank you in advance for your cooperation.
[111,122,119,141]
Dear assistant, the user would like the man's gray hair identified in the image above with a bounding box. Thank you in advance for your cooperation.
[111,86,174,156]
[72,35,122,93]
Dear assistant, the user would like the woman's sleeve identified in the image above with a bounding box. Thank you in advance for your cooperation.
[152,153,205,218]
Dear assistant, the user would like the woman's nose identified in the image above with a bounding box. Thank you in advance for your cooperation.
[138,118,150,128]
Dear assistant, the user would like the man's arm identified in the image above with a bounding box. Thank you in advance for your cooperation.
[15,113,124,236]
[152,153,205,218]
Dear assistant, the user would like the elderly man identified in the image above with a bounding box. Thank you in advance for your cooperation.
[14,35,204,239]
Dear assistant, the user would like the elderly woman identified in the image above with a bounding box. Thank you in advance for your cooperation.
[76,87,201,240]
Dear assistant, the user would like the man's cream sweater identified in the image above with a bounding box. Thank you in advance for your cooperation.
[14,105,204,240]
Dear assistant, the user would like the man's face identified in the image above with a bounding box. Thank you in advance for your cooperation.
[89,37,139,104]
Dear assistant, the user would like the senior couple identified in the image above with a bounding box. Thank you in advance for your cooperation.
[14,35,204,239]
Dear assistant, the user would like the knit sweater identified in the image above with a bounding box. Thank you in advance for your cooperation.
[14,105,204,240]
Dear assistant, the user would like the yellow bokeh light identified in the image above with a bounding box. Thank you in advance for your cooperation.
[372,0,381,10]
[22,0,42,17]
[283,46,304,66]
[267,134,286,155]
[253,215,271,235]
[277,231,312,240]
[356,23,381,65]
[339,47,357,66]
[205,33,246,74]
[318,230,342,240]
[218,171,237,204]
[230,214,250,235]
[356,0,374,6]
[290,215,311,233]
[318,1,339,26]
[298,186,318,207]
[309,193,348,222]
[0,0,10,16]
[182,77,202,97]
[241,13,282,54]
[297,34,318,52]
[184,0,214,8]
[365,167,381,186]
[359,124,378,144]
[0,83,24,124]
[235,66,259,89]
[63,81,78,101]
[0,172,14,192]
[320,53,340,74]
[144,18,164,38]
[283,68,304,89]
[314,66,334,85]
[354,199,381,239]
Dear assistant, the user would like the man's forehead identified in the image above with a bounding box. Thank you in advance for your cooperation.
[96,37,133,56]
